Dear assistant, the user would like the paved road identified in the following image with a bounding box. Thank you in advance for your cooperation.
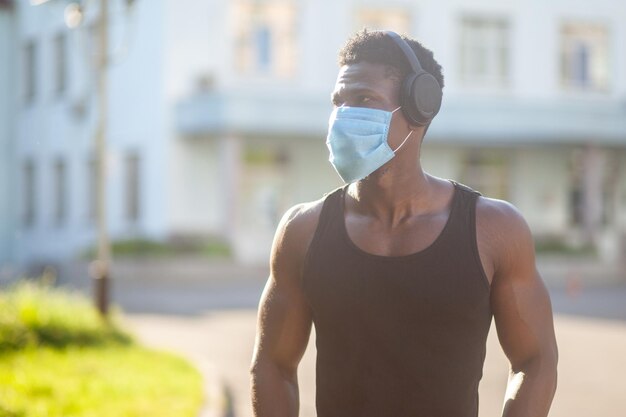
[117,275,626,417]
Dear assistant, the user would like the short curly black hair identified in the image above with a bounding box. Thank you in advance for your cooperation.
[338,29,445,90]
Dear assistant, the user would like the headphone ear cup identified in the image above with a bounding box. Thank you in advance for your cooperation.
[401,71,443,127]
[412,72,443,124]
[400,72,421,126]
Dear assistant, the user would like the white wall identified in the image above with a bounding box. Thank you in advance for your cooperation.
[0,7,15,267]
[420,144,464,181]
[419,0,626,101]
[508,147,570,235]
[163,0,226,239]
[289,137,344,204]
[231,135,342,264]
[13,0,168,264]
[167,137,222,235]
[107,0,168,241]
[9,0,626,266]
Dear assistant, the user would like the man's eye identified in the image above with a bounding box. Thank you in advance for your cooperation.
[357,96,372,105]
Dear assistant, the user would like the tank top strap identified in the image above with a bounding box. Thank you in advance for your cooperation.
[302,185,348,274]
[450,180,482,198]
[319,184,348,229]
[448,180,482,218]
[444,180,489,288]
[430,181,475,247]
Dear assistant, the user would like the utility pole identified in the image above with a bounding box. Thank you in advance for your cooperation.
[93,0,111,318]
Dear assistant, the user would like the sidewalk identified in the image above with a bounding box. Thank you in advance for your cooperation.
[537,255,625,288]
[123,305,626,417]
[101,256,626,417]
[123,313,234,417]
[48,255,624,290]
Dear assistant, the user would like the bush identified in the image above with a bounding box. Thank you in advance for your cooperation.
[534,237,596,256]
[81,238,232,259]
[0,281,131,351]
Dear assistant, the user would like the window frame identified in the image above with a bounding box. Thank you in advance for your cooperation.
[233,0,298,78]
[22,158,37,228]
[53,31,68,96]
[53,157,67,226]
[23,39,37,104]
[458,15,511,90]
[559,21,611,93]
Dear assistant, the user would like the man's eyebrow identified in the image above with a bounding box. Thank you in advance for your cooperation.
[331,87,378,103]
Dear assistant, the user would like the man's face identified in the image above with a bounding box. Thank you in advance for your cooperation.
[331,61,400,111]
[330,61,414,150]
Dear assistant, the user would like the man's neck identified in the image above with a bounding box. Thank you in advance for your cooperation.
[347,163,444,228]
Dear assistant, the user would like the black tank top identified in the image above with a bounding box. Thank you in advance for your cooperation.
[302,181,492,417]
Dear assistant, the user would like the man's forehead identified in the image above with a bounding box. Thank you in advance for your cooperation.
[332,62,398,99]
[335,62,389,85]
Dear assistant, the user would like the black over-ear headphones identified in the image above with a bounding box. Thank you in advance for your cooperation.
[383,31,442,127]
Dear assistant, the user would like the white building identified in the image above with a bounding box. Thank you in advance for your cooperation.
[0,0,16,271]
[2,0,626,269]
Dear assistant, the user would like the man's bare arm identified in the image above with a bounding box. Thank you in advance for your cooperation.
[250,202,321,417]
[478,199,558,417]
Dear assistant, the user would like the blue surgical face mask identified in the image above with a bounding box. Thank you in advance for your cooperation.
[326,106,414,183]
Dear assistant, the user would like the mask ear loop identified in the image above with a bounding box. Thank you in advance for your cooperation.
[390,106,414,153]
[392,129,413,153]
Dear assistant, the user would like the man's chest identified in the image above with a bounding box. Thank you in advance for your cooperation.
[344,210,451,257]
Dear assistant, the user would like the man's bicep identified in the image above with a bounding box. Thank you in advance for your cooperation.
[491,267,556,370]
[253,273,312,374]
[488,206,557,369]
[252,204,316,374]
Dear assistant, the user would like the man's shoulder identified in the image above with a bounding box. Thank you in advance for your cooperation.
[281,191,335,231]
[270,189,344,278]
[272,189,340,266]
[475,195,529,235]
[474,195,535,272]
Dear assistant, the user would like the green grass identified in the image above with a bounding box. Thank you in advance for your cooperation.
[0,345,203,417]
[81,238,232,259]
[0,281,204,417]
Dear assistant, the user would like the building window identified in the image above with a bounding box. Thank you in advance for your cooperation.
[459,16,510,87]
[234,0,297,77]
[53,32,67,95]
[22,159,36,227]
[569,149,585,227]
[23,40,37,103]
[53,158,67,225]
[460,151,509,200]
[568,148,617,230]
[560,22,609,91]
[125,152,140,223]
[87,157,97,222]
[255,25,272,72]
[355,7,410,34]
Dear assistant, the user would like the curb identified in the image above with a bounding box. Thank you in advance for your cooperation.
[194,357,235,417]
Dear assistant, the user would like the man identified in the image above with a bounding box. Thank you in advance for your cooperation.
[251,29,558,417]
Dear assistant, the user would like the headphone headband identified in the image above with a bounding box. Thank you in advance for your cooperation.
[383,30,425,75]
[376,30,443,126]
